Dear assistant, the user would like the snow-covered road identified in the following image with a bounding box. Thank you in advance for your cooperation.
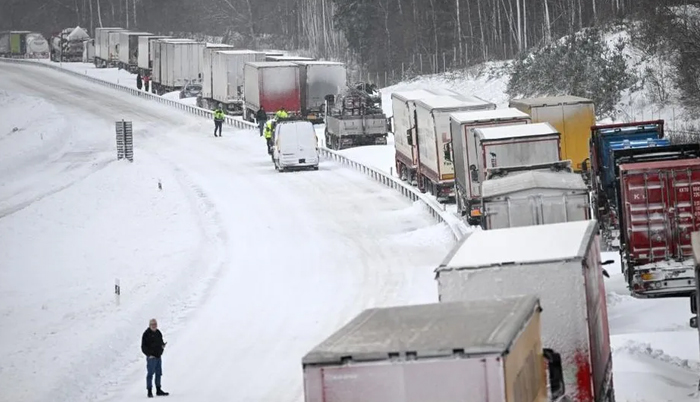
[0,63,454,401]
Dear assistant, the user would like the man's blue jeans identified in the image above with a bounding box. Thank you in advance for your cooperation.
[146,357,162,389]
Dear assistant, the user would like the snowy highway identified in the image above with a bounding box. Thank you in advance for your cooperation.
[0,63,454,401]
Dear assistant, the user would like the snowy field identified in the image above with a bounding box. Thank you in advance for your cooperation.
[0,62,454,401]
[3,56,700,401]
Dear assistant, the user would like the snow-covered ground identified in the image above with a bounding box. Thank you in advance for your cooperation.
[5,41,700,400]
[36,60,198,106]
[0,62,454,401]
[604,251,700,401]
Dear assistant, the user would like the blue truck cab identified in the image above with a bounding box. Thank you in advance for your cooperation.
[589,120,665,201]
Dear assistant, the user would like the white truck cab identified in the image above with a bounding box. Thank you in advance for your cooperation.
[273,120,320,171]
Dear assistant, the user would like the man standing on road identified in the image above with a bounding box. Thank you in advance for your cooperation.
[141,318,169,398]
[213,107,225,137]
[256,106,267,137]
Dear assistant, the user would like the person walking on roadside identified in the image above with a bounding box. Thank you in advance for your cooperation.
[141,318,169,398]
[213,106,225,137]
[136,73,143,90]
[264,118,276,154]
[256,106,267,137]
[143,74,150,92]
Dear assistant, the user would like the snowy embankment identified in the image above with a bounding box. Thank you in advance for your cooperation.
[0,61,454,402]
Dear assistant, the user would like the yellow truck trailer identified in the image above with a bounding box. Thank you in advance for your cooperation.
[509,96,595,172]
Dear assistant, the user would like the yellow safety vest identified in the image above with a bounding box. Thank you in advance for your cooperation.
[275,110,288,119]
[214,110,225,121]
[264,121,274,139]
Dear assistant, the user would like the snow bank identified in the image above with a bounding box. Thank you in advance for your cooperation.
[162,90,198,106]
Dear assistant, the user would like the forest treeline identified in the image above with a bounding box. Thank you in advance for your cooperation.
[1,0,698,85]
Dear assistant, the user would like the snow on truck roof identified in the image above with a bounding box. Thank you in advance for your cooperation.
[414,95,495,111]
[509,95,593,107]
[302,295,540,365]
[438,220,597,271]
[482,170,587,198]
[391,88,461,102]
[245,61,299,68]
[450,108,531,124]
[217,49,263,55]
[292,60,344,66]
[476,122,559,140]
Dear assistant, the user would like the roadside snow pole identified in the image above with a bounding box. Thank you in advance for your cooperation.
[691,231,700,392]
[115,278,121,306]
[115,120,134,162]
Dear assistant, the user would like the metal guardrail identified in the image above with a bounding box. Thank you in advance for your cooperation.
[0,57,468,241]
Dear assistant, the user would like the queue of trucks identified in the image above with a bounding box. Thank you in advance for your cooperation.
[0,31,50,58]
[87,27,389,146]
[12,25,694,400]
[389,87,700,301]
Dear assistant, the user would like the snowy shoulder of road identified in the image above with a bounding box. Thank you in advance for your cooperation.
[35,60,198,106]
[604,251,700,401]
[0,88,219,401]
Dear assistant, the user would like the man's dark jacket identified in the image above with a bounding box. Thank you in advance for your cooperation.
[256,108,268,122]
[142,328,165,358]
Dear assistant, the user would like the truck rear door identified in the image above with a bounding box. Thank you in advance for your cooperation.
[621,159,700,264]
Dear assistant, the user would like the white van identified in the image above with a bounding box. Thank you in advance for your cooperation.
[273,120,320,171]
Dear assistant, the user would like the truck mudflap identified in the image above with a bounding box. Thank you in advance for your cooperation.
[628,259,695,298]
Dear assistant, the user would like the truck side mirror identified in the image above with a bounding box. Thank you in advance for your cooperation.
[470,165,479,183]
[406,129,413,146]
[691,294,697,314]
[691,316,698,329]
[582,160,589,172]
[543,348,565,399]
[444,143,452,162]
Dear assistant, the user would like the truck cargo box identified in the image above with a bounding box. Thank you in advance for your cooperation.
[481,170,589,230]
[391,89,463,185]
[510,96,595,172]
[244,61,301,118]
[0,32,10,55]
[201,44,236,100]
[137,35,170,72]
[303,296,553,402]
[294,61,346,119]
[9,31,30,55]
[153,40,203,93]
[589,120,665,203]
[618,156,700,298]
[473,122,562,186]
[449,108,531,221]
[210,50,266,110]
[94,27,124,65]
[152,39,192,86]
[151,38,188,82]
[436,220,614,402]
[118,31,152,68]
[413,95,496,201]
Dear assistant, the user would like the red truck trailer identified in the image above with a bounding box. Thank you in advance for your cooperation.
[243,61,301,120]
[616,145,700,298]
